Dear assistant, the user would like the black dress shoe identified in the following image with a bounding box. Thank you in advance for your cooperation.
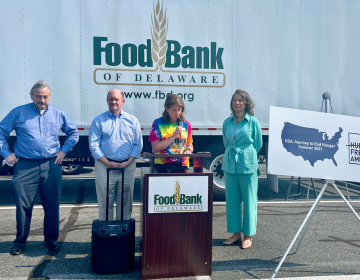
[10,246,24,255]
[46,242,61,251]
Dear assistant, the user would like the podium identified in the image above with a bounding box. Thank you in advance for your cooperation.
[141,153,213,279]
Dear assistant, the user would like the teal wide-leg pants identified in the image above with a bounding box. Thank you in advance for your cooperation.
[224,172,258,236]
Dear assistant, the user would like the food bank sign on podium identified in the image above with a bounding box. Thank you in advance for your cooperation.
[148,176,209,213]
[268,106,360,182]
[141,153,213,279]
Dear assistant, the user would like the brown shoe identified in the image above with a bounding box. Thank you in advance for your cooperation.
[223,233,241,245]
[242,236,252,249]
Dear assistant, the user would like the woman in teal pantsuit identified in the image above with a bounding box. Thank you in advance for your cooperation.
[222,89,262,249]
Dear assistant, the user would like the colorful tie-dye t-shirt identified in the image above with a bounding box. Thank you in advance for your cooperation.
[148,117,193,166]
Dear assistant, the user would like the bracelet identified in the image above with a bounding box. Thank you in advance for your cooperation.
[184,148,193,153]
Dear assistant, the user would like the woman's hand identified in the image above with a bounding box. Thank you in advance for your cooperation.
[183,143,194,154]
[151,125,185,153]
[172,125,183,140]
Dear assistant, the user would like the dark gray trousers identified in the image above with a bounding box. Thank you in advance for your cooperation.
[11,157,62,247]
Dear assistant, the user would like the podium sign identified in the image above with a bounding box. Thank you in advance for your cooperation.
[148,176,209,213]
[268,106,360,182]
[141,172,213,279]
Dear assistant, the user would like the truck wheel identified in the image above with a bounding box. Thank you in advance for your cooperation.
[61,165,82,174]
[203,142,226,201]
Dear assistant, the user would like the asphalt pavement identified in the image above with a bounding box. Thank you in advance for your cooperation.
[0,162,360,280]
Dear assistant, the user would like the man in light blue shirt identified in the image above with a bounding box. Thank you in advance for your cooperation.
[0,80,79,255]
[89,89,142,221]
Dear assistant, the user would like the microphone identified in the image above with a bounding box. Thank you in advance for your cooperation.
[176,118,181,143]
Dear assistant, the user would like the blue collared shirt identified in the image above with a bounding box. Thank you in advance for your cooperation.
[89,110,142,161]
[0,103,79,159]
[222,112,263,174]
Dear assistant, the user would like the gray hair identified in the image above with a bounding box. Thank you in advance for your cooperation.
[30,80,51,96]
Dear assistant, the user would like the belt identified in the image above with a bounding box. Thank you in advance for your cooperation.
[227,145,251,162]
[227,146,242,163]
[107,158,128,164]
[18,157,53,161]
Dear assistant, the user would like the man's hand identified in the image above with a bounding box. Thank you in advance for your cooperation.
[5,153,18,165]
[119,157,135,169]
[98,156,134,172]
[119,160,130,169]
[53,150,66,165]
[183,149,192,154]
[106,161,123,172]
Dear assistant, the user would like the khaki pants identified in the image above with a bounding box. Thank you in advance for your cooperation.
[95,160,136,221]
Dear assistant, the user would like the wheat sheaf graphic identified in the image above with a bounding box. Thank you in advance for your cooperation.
[151,0,168,69]
[175,180,181,205]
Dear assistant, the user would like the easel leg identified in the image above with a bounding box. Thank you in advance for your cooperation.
[344,181,351,201]
[333,183,360,221]
[306,179,311,199]
[311,178,317,198]
[307,178,317,199]
[285,176,294,201]
[295,186,325,253]
[270,182,328,280]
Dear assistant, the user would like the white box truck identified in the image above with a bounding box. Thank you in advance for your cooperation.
[1,0,360,199]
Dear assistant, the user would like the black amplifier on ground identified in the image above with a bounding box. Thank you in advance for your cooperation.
[91,219,135,273]
[91,167,135,274]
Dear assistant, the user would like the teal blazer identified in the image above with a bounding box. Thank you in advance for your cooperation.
[221,112,262,175]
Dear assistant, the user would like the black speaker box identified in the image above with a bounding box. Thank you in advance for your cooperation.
[91,219,135,273]
[91,167,135,274]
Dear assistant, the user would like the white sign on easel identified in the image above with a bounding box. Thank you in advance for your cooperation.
[267,106,360,183]
[268,105,360,280]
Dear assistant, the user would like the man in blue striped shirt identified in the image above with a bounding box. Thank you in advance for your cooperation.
[89,89,142,221]
[0,80,79,255]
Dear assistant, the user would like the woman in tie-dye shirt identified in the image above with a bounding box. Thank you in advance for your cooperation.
[149,94,193,170]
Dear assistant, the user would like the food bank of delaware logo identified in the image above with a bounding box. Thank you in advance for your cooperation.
[153,180,203,212]
[93,0,225,87]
